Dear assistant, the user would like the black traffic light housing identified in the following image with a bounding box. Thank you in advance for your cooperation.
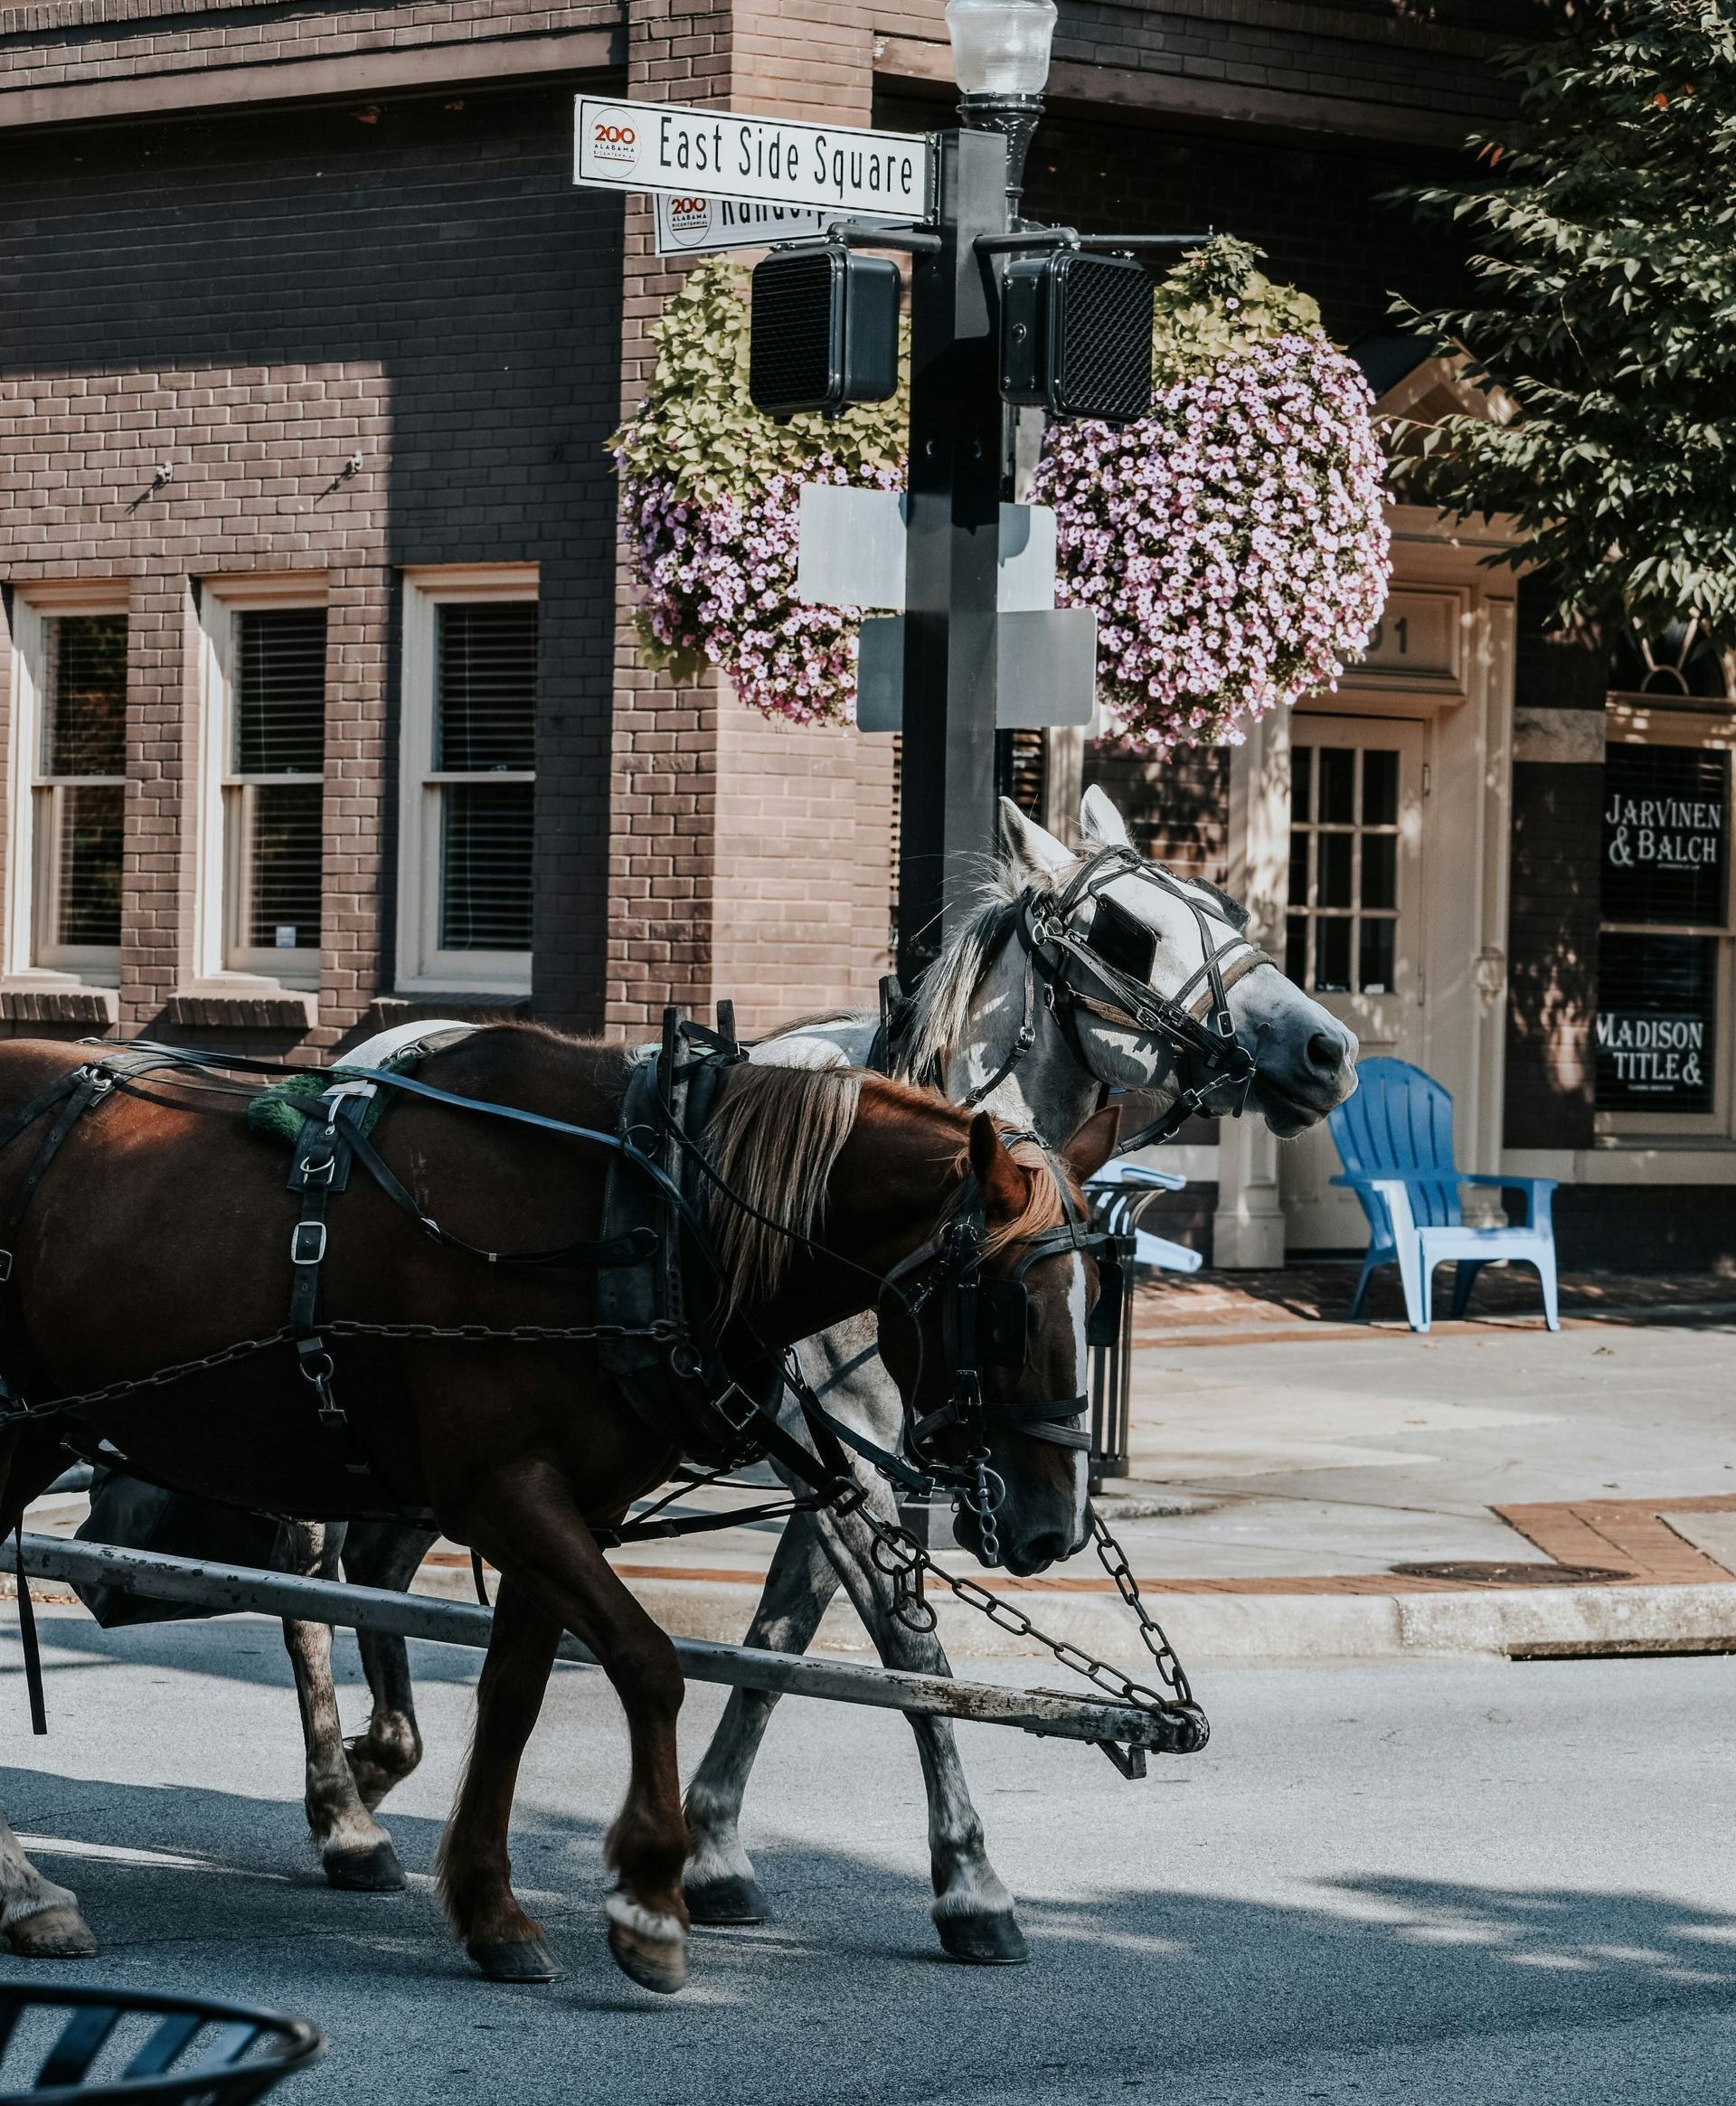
[1000,250,1154,424]
[749,247,901,419]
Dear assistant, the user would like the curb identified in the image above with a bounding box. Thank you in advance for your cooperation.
[409,1563,1736,1667]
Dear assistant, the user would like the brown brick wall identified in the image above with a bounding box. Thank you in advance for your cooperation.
[0,89,623,1050]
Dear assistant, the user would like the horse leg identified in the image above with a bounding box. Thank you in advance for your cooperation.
[0,1809,97,1958]
[339,1522,437,1812]
[436,1573,564,1984]
[0,1434,98,1954]
[443,1485,689,1994]
[683,1506,843,1925]
[817,1485,1029,1965]
[278,1521,405,1893]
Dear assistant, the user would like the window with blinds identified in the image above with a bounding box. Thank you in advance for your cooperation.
[34,613,127,971]
[434,601,535,954]
[225,606,326,978]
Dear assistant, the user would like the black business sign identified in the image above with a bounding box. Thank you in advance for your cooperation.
[1595,931,1716,1111]
[1602,744,1730,927]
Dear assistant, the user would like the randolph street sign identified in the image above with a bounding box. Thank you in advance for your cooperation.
[574,97,934,219]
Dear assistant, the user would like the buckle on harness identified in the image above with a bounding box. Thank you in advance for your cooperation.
[0,1251,14,1285]
[298,1153,336,1187]
[290,1221,328,1266]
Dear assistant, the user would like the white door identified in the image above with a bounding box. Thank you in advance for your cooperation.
[1279,715,1427,1250]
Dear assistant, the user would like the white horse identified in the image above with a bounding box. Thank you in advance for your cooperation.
[679,786,1356,1960]
[222,784,1354,1964]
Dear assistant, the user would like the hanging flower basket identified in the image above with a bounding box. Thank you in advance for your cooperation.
[1033,330,1391,754]
[614,241,1391,750]
[611,260,907,728]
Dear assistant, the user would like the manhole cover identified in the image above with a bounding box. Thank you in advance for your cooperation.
[1390,1561,1629,1586]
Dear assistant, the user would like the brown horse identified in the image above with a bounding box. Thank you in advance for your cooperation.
[0,1025,1118,1992]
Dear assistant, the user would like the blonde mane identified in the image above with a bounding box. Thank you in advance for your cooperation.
[701,1062,864,1317]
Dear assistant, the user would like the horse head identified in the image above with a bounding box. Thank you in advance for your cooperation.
[876,1102,1121,1577]
[997,788,1356,1138]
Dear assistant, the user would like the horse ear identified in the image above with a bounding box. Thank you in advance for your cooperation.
[998,797,1074,883]
[1079,785,1134,849]
[967,1111,1026,1209]
[1061,1104,1121,1184]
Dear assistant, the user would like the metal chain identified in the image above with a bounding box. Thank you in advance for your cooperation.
[0,1317,681,1429]
[854,1501,1208,1752]
[1089,1508,1194,1709]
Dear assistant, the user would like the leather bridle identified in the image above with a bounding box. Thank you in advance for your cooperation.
[966,844,1278,1155]
[877,1131,1109,1498]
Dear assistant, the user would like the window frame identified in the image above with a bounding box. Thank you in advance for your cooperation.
[194,577,328,995]
[1595,700,1736,1142]
[395,567,538,997]
[5,588,129,990]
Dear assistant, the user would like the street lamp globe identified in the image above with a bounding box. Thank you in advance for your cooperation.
[944,0,1057,98]
[945,0,1056,217]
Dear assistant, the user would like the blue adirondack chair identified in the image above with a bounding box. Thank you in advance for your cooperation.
[1326,1057,1560,1333]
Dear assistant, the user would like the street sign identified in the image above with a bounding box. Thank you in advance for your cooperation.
[856,610,1099,733]
[797,486,1059,613]
[575,96,933,218]
[653,194,897,256]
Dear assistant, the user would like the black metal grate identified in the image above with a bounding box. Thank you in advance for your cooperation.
[750,250,837,415]
[0,1982,322,2102]
[1052,254,1154,424]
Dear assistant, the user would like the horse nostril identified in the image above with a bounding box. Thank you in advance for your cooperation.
[1020,1531,1067,1572]
[1306,1029,1345,1076]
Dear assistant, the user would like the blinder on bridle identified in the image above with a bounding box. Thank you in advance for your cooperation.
[877,1131,1111,1485]
[1009,842,1278,1154]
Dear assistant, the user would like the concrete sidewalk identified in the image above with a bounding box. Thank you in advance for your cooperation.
[24,1268,1736,1673]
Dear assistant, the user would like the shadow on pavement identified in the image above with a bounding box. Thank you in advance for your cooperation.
[0,1755,1731,2104]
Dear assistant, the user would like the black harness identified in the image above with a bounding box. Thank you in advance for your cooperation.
[0,1022,1107,1537]
[886,844,1277,1155]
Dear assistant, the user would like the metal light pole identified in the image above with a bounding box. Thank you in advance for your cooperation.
[893,0,1057,992]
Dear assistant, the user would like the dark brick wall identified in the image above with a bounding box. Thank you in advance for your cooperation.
[0,87,623,1044]
[0,0,618,99]
[1504,578,1606,1151]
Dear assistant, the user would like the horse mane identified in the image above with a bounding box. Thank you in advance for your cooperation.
[980,1135,1073,1260]
[895,855,1040,1091]
[702,1062,864,1317]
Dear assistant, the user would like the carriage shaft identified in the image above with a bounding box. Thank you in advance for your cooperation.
[16,1533,1189,1754]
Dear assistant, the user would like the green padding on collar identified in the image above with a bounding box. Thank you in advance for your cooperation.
[245,1048,422,1147]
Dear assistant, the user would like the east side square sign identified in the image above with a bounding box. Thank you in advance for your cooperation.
[575,96,934,220]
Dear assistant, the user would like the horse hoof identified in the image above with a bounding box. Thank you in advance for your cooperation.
[5,1905,99,1959]
[323,1839,405,1893]
[682,1872,767,1926]
[936,1910,1030,1965]
[469,1937,563,1984]
[606,1897,687,1995]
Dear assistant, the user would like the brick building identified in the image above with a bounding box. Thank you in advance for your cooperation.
[2,0,1725,1265]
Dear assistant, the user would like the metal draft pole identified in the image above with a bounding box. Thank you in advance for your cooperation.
[895,127,1010,990]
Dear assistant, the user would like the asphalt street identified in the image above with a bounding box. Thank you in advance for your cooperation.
[0,1610,1732,2105]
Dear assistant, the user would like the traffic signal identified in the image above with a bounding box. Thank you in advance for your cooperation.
[749,247,901,419]
[1000,250,1154,423]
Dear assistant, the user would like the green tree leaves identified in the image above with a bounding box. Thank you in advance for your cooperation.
[1392,0,1736,645]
